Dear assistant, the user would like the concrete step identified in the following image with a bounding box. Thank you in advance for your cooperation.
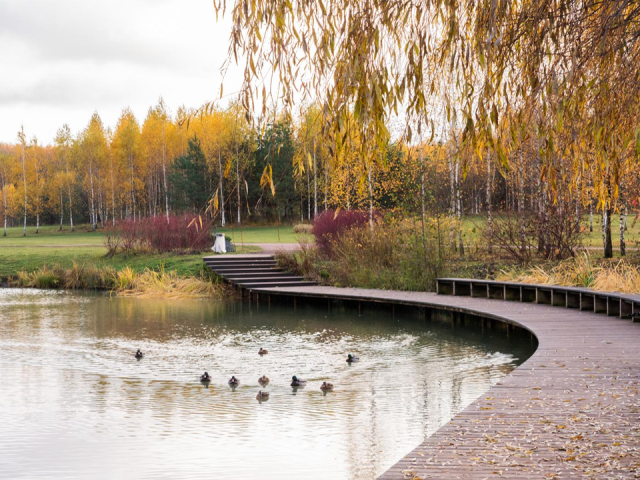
[207,266,282,273]
[205,261,278,269]
[203,255,275,262]
[223,272,301,280]
[227,276,304,283]
[239,280,318,288]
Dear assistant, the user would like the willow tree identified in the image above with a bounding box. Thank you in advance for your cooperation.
[214,0,640,257]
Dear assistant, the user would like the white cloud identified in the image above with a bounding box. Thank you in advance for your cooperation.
[0,0,241,142]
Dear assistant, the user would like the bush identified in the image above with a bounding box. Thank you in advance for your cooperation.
[105,214,213,255]
[279,218,453,292]
[313,209,380,255]
[484,207,582,263]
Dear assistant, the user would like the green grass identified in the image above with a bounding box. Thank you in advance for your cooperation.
[0,224,106,245]
[0,224,261,278]
[217,225,300,244]
[460,214,640,250]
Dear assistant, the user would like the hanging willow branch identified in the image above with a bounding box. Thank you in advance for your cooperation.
[213,0,640,203]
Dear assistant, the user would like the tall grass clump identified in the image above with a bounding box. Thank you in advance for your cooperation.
[105,214,213,255]
[11,262,230,299]
[497,252,640,294]
[115,265,230,299]
[12,262,117,290]
[279,217,453,291]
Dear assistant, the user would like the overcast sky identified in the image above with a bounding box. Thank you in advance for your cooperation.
[0,0,241,144]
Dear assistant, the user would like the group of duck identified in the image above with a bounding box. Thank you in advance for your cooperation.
[134,348,360,401]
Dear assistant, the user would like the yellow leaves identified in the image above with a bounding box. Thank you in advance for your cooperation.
[260,164,276,196]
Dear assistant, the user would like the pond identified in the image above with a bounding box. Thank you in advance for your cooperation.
[0,289,535,479]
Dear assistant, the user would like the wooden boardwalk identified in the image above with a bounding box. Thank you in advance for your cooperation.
[249,285,640,479]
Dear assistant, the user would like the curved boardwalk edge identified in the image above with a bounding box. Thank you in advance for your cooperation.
[250,285,640,479]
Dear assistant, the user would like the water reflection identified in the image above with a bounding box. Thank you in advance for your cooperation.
[0,288,535,480]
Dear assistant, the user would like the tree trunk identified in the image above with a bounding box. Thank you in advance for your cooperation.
[305,160,310,221]
[162,127,170,222]
[313,143,318,218]
[575,168,581,232]
[236,154,241,225]
[59,191,64,231]
[219,150,225,226]
[110,155,116,226]
[21,142,27,236]
[0,170,7,237]
[486,152,493,254]
[130,153,136,222]
[620,207,626,257]
[324,158,328,211]
[368,163,374,231]
[455,156,464,255]
[603,177,613,258]
[89,161,97,230]
[517,149,526,254]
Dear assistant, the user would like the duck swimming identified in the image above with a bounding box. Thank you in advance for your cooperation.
[135,349,144,359]
[320,382,334,391]
[200,372,212,382]
[290,375,307,387]
[258,375,270,385]
[346,354,359,363]
[228,376,240,386]
[256,391,270,400]
[258,348,269,355]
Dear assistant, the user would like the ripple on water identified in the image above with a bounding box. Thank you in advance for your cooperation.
[0,289,534,480]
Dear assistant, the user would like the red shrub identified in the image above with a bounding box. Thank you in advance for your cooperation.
[105,214,213,254]
[313,209,380,255]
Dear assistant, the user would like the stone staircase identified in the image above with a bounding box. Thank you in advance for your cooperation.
[203,254,317,289]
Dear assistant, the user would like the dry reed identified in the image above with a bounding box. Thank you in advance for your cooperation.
[497,252,640,294]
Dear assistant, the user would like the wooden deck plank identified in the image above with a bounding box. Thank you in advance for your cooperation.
[250,285,640,479]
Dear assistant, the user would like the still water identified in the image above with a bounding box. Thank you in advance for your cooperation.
[0,289,535,479]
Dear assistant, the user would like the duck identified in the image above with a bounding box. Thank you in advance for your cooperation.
[258,348,269,355]
[320,382,334,391]
[290,375,307,387]
[135,349,144,359]
[256,390,270,400]
[200,372,212,382]
[228,376,240,386]
[258,375,270,385]
[346,354,360,363]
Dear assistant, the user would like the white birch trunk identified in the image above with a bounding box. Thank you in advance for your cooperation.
[313,144,318,218]
[219,150,225,226]
[162,127,169,222]
[89,161,97,230]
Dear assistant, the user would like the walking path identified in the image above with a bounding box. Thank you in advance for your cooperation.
[249,285,640,479]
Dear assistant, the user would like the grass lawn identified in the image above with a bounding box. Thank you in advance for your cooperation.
[217,225,300,244]
[0,224,261,277]
[460,214,640,250]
